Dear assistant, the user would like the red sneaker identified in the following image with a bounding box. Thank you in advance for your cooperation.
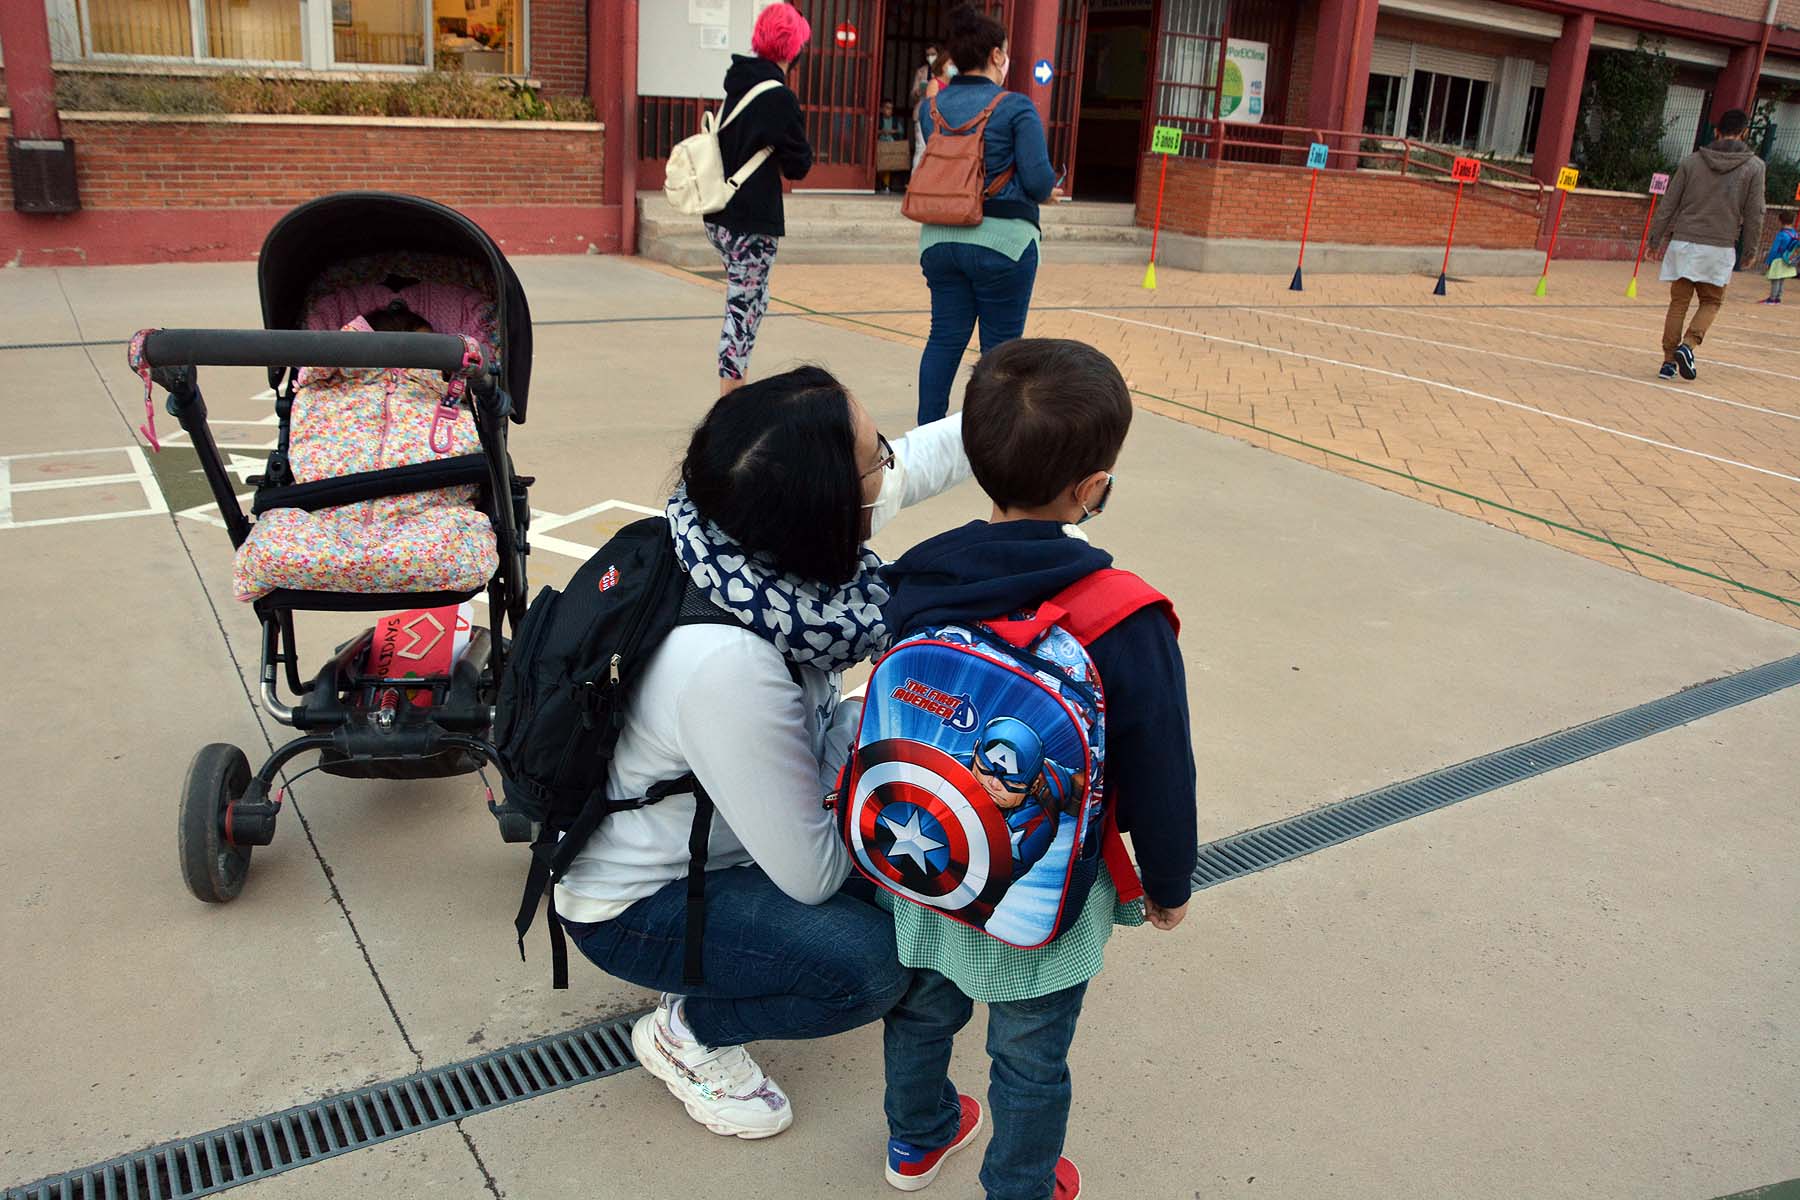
[1054,1156,1082,1199]
[884,1094,984,1191]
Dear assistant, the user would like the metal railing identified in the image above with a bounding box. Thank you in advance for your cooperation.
[1169,117,1549,215]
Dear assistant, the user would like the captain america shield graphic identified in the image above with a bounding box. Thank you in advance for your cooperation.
[851,740,1014,920]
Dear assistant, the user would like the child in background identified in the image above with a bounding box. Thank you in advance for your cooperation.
[873,339,1197,1200]
[878,100,907,194]
[1761,212,1797,304]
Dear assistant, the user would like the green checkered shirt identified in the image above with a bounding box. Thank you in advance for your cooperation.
[877,864,1145,1003]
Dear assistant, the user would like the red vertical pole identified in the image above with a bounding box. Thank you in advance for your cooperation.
[1630,195,1659,282]
[1440,182,1464,276]
[1150,152,1170,263]
[1291,167,1319,290]
[1542,189,1569,276]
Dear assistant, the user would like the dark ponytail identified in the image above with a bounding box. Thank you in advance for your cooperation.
[945,3,1006,75]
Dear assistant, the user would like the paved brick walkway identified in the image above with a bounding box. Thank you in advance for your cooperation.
[664,258,1800,628]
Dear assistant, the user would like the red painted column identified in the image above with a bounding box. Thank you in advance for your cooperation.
[1007,0,1059,130]
[1337,0,1379,161]
[0,0,63,140]
[1306,0,1356,137]
[1709,44,1759,125]
[1531,11,1593,187]
[590,0,639,254]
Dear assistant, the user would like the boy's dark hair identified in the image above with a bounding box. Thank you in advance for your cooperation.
[961,338,1132,511]
[945,4,1006,74]
[681,365,863,586]
[1716,108,1750,137]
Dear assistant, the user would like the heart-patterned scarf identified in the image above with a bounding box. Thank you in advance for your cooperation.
[666,484,891,675]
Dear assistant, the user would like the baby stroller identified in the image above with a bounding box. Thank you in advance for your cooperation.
[132,192,534,903]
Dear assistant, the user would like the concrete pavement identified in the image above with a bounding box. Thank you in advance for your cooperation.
[1,252,1796,1199]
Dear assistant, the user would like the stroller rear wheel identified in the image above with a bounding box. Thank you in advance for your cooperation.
[179,743,254,903]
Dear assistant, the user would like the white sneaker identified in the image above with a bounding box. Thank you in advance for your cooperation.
[631,997,793,1139]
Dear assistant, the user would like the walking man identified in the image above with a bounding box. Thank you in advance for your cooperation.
[1649,108,1766,381]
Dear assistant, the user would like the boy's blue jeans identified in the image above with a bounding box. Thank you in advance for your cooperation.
[884,968,1088,1200]
[917,240,1040,425]
[565,866,909,1048]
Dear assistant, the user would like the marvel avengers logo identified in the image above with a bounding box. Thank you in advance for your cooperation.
[891,678,978,732]
[850,740,1011,917]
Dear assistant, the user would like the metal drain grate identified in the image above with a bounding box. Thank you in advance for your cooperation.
[1192,653,1800,889]
[5,1010,647,1200]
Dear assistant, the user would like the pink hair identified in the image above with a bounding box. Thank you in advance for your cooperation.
[751,3,811,64]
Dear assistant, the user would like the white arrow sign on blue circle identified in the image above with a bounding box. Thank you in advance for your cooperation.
[1033,58,1053,85]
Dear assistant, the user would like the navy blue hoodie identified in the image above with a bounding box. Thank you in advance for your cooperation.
[880,520,1198,908]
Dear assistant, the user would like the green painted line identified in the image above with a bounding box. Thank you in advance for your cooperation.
[742,276,1800,617]
[1709,1181,1800,1200]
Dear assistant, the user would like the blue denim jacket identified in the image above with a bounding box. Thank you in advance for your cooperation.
[916,76,1058,227]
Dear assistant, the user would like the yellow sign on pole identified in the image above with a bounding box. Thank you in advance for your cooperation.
[1150,125,1183,155]
[1556,166,1580,192]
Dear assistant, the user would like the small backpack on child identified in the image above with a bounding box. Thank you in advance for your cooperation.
[902,92,1017,226]
[664,80,784,216]
[838,570,1173,948]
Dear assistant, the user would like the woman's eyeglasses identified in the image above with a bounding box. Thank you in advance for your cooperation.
[863,432,896,479]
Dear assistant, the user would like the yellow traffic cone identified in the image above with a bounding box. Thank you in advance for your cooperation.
[1533,275,1548,297]
[1142,261,1157,290]
[1625,276,1638,299]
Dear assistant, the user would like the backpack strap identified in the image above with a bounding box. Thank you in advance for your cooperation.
[716,79,783,194]
[986,568,1179,907]
[926,91,1017,199]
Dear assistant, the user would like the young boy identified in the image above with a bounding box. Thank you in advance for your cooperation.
[875,338,1197,1200]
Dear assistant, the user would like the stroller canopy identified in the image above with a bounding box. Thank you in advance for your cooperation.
[258,192,533,422]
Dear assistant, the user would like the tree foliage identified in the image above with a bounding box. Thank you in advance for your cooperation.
[1574,42,1677,190]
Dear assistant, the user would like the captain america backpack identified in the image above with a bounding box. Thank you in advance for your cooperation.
[838,569,1176,949]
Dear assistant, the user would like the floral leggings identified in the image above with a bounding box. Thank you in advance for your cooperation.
[704,221,780,381]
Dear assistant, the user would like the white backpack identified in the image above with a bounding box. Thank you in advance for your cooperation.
[664,80,784,216]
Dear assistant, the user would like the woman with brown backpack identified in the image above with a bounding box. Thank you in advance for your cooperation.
[908,5,1060,425]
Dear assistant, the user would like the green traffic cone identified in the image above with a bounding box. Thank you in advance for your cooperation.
[1142,261,1157,290]
[1533,275,1548,297]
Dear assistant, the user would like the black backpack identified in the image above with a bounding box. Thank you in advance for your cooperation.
[492,516,738,989]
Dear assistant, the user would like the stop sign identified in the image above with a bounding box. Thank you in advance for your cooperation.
[835,21,857,47]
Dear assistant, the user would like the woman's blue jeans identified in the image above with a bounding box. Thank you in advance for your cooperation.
[565,865,909,1048]
[917,240,1040,425]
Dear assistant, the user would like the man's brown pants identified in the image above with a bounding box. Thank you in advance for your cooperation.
[1663,278,1726,361]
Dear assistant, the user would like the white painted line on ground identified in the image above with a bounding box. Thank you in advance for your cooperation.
[2,446,136,460]
[1246,307,1800,424]
[9,473,143,492]
[533,498,662,532]
[4,507,168,530]
[128,445,170,516]
[1076,309,1800,487]
[0,456,10,526]
[530,530,602,561]
[1434,311,1800,383]
[1544,310,1800,357]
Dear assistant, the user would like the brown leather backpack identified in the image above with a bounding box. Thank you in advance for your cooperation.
[902,92,1016,226]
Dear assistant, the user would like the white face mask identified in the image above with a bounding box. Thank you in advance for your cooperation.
[861,453,905,537]
[926,51,937,64]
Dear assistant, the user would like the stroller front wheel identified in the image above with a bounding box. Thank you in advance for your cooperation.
[179,743,254,903]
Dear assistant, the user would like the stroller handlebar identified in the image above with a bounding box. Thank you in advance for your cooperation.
[136,328,481,375]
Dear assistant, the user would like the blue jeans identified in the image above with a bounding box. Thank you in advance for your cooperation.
[917,240,1040,424]
[884,969,1088,1200]
[566,865,909,1048]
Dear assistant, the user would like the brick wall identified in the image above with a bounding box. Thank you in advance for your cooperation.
[1549,186,1800,259]
[0,112,615,265]
[528,0,587,97]
[1137,156,1546,248]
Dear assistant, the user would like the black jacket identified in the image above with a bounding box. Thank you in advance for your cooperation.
[713,55,813,239]
[880,520,1199,909]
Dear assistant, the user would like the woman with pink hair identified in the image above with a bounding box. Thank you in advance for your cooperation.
[705,2,814,396]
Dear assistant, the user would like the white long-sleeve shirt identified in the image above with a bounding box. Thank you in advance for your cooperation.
[554,415,970,922]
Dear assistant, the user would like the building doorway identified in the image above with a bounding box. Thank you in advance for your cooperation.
[1073,2,1154,201]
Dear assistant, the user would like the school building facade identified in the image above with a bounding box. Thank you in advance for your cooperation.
[4,0,1798,264]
